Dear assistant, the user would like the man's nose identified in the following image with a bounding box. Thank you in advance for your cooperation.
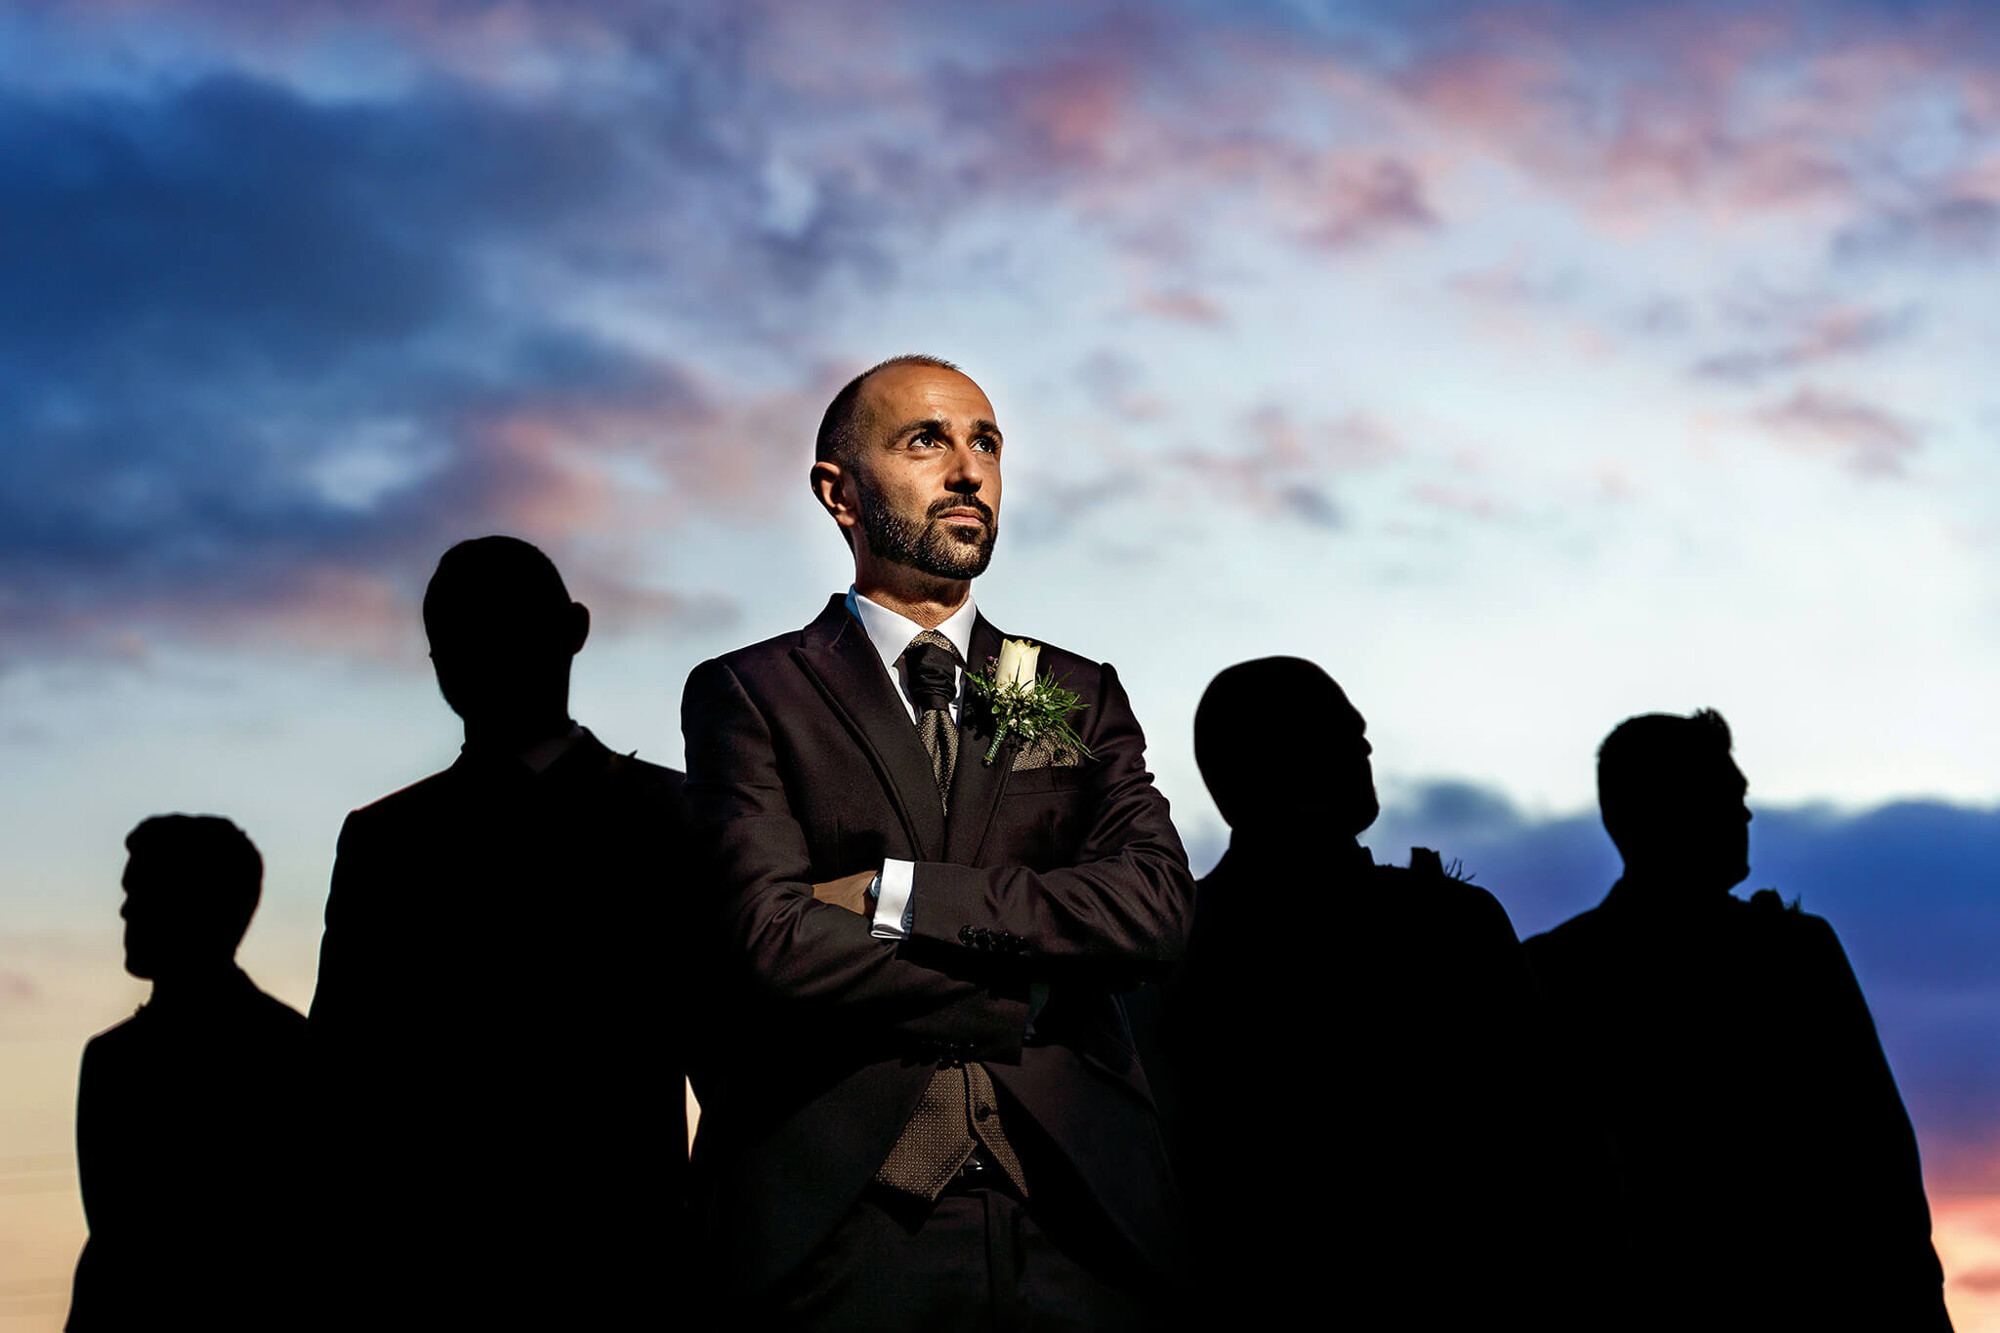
[943,442,987,491]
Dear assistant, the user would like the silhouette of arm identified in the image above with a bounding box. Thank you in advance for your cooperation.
[308,811,377,1035]
[69,1036,140,1330]
[1794,917,1950,1324]
[682,658,1029,1047]
[905,663,1196,975]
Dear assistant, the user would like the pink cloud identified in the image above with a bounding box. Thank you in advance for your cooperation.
[1752,387,1923,477]
[1132,288,1225,327]
[1164,406,1405,529]
[1300,157,1439,250]
[1693,300,1916,383]
[1934,1194,2000,1331]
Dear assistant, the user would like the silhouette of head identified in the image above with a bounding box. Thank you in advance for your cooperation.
[423,537,589,742]
[1196,657,1378,840]
[120,815,262,981]
[1598,709,1752,893]
[811,355,1001,581]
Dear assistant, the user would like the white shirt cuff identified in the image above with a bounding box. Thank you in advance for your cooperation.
[870,858,917,940]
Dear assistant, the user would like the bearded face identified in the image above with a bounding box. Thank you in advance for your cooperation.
[855,477,998,581]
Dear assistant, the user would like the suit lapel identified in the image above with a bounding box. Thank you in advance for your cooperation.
[792,595,946,861]
[944,613,1015,865]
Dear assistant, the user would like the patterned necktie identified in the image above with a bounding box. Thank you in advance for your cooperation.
[902,630,961,812]
[874,629,1030,1202]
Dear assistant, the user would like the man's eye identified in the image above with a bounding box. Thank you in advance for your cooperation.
[973,437,997,453]
[910,432,939,449]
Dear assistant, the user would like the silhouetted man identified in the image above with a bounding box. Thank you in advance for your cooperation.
[1157,657,1612,1329]
[69,816,309,1331]
[311,536,692,1328]
[681,355,1194,1329]
[1525,710,1951,1331]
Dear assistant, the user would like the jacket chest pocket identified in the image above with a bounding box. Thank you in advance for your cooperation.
[996,767,1093,872]
[1003,765,1088,797]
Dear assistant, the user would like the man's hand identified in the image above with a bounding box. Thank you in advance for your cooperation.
[813,870,877,917]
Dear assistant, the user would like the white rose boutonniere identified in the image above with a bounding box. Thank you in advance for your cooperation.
[967,637,1091,765]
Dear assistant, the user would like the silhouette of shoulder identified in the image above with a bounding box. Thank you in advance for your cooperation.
[1523,901,1613,967]
[601,748,685,795]
[1350,863,1526,964]
[1532,889,1833,953]
[87,986,302,1051]
[336,763,474,843]
[1374,862,1517,925]
[343,737,682,828]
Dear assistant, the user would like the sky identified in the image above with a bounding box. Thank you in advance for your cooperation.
[3,0,2000,1325]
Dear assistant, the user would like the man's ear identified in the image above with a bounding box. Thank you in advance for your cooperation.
[566,602,591,656]
[810,461,859,534]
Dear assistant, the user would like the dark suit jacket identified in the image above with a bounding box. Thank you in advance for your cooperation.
[311,730,692,1325]
[1525,883,1950,1332]
[69,969,309,1331]
[1149,840,1620,1329]
[681,595,1195,1294]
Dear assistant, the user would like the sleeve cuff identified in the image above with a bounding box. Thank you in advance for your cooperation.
[870,858,917,940]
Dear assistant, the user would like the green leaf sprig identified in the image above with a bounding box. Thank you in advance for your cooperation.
[967,644,1091,766]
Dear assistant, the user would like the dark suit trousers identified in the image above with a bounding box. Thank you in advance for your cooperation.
[749,1182,1157,1333]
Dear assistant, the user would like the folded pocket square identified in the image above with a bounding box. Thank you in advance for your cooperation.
[1011,734,1085,772]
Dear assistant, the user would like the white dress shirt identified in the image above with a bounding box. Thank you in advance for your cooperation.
[843,587,979,939]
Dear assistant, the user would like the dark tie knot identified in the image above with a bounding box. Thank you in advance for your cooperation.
[903,633,961,716]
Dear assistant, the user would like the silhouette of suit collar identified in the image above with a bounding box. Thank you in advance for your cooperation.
[456,724,612,785]
[1600,875,1741,919]
[458,722,591,772]
[1216,833,1373,881]
[519,722,587,774]
[139,964,258,1017]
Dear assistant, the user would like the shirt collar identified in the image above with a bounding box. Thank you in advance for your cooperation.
[845,586,978,671]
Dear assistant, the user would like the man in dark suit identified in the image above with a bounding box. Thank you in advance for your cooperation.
[1525,710,1951,1331]
[681,354,1195,1329]
[311,536,693,1328]
[1153,657,1615,1329]
[69,815,310,1331]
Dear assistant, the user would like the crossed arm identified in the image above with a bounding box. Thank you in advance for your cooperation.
[681,657,1194,1038]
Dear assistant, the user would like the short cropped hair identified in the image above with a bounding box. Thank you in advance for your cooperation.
[814,354,962,469]
[1195,657,1365,829]
[124,814,263,944]
[1597,709,1734,849]
[422,536,572,645]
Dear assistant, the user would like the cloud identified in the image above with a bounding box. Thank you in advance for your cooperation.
[1399,35,1858,222]
[1834,196,2000,265]
[1298,157,1441,250]
[1752,387,1924,475]
[1692,302,1917,384]
[1163,406,1405,531]
[1370,782,2000,1192]
[1406,481,1510,520]
[4,0,1997,660]
[1132,289,1226,327]
[0,70,801,655]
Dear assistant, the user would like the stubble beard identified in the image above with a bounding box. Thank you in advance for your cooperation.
[857,482,997,581]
